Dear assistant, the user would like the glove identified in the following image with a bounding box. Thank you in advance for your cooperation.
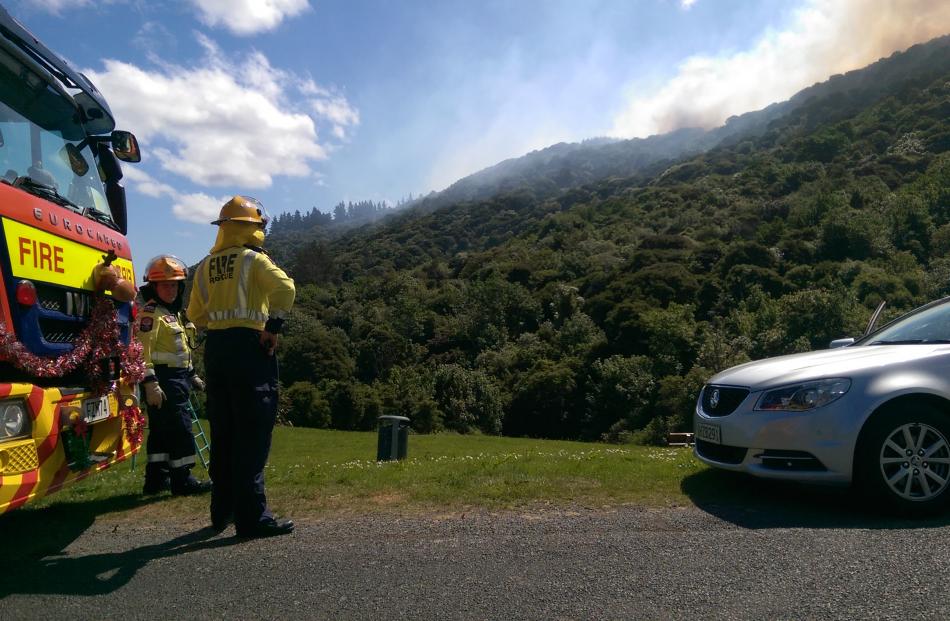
[191,375,206,391]
[143,380,165,408]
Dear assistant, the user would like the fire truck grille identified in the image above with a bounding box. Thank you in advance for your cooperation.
[34,283,93,345]
[0,439,39,474]
[38,318,84,344]
[36,284,93,318]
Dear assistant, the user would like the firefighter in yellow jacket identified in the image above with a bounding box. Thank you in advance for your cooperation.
[187,196,296,538]
[137,254,212,496]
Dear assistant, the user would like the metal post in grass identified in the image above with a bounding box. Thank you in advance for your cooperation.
[377,415,410,461]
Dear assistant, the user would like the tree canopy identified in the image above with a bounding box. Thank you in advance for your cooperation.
[264,36,950,443]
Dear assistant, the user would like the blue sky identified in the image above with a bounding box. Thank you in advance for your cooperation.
[7,0,949,274]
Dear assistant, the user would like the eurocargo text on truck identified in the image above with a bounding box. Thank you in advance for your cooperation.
[0,4,148,513]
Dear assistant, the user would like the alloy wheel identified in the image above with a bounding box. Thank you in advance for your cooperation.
[879,422,950,502]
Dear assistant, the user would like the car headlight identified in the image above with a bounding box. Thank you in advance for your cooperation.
[755,378,851,412]
[0,401,29,440]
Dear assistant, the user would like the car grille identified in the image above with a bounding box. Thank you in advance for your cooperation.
[701,385,750,417]
[696,439,747,464]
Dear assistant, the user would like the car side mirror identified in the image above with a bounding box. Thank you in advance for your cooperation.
[111,130,141,163]
[829,337,855,349]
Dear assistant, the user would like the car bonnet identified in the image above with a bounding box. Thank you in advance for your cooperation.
[707,344,950,390]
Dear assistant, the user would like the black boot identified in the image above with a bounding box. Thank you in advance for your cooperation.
[143,462,170,494]
[171,467,212,496]
[172,478,212,496]
[237,518,294,538]
[143,477,170,495]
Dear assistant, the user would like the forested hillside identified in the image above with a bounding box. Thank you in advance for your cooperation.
[334,34,950,218]
[266,199,406,258]
[268,36,950,443]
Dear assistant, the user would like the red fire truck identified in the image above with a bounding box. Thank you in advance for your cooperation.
[0,4,145,512]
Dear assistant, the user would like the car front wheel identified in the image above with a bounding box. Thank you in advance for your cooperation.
[858,404,950,515]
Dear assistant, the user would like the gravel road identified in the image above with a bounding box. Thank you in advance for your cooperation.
[4,481,950,620]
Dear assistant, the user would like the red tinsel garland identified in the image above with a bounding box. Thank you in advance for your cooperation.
[0,297,110,376]
[0,295,147,447]
[119,319,146,448]
[120,403,145,447]
[119,329,146,386]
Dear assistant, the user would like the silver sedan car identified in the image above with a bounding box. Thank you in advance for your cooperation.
[694,296,950,514]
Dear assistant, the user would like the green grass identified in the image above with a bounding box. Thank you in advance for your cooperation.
[18,427,706,521]
[12,426,950,568]
[271,430,704,513]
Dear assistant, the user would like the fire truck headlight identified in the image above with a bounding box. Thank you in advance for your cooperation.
[0,402,29,440]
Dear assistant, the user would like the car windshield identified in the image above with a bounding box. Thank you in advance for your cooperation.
[860,300,950,345]
[0,45,112,223]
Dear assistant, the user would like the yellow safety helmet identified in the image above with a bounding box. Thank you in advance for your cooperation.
[144,254,188,283]
[212,195,269,226]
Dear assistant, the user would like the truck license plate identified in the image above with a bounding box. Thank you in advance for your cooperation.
[83,395,111,424]
[696,422,721,444]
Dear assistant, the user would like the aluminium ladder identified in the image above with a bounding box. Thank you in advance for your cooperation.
[130,396,211,470]
[186,398,211,470]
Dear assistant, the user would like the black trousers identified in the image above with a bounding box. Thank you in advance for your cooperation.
[205,328,278,530]
[145,366,196,489]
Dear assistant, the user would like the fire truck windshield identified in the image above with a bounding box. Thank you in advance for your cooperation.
[0,46,114,226]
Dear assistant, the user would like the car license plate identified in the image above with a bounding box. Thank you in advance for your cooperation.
[696,422,721,444]
[83,395,111,424]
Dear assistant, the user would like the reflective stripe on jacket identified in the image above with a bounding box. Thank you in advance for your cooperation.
[187,246,295,331]
[136,301,195,377]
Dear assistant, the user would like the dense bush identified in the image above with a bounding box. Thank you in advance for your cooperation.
[262,42,950,444]
[283,381,331,428]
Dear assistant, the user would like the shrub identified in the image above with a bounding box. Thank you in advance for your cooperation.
[433,364,504,434]
[584,355,655,440]
[284,381,331,428]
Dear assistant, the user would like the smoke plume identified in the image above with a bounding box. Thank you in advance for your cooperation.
[611,0,950,138]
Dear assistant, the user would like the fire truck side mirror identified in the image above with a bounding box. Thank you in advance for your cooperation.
[60,143,89,177]
[95,147,128,234]
[106,181,128,235]
[111,131,141,163]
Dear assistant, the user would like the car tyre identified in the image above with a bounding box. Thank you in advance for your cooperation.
[857,403,950,517]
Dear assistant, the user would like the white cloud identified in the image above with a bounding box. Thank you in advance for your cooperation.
[84,35,358,192]
[611,0,950,138]
[121,165,176,198]
[189,0,310,36]
[122,167,227,225]
[311,92,360,140]
[171,191,229,225]
[680,0,698,8]
[133,21,179,57]
[30,0,92,13]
